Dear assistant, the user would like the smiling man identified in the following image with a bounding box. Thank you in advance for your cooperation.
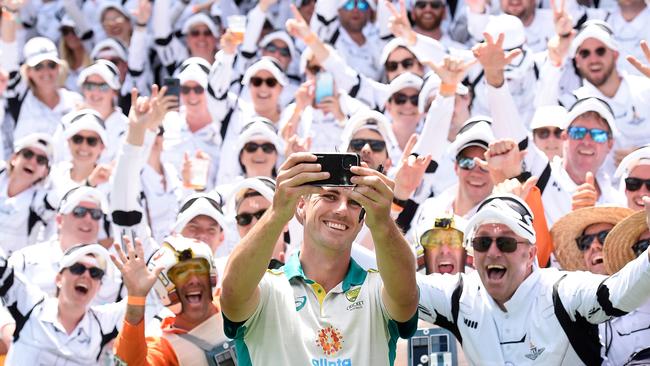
[418,193,650,365]
[220,152,418,365]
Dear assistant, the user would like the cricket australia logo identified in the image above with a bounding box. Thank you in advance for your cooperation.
[524,341,545,361]
[345,286,361,302]
[316,326,343,356]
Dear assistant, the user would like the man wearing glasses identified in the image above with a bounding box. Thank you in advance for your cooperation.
[615,145,650,211]
[418,193,650,365]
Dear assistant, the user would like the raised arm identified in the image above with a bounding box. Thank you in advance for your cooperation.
[220,153,329,322]
[346,165,419,322]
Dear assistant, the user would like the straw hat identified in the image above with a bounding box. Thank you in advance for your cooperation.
[603,210,649,274]
[551,206,633,271]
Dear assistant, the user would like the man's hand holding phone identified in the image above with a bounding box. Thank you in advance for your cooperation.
[344,163,396,230]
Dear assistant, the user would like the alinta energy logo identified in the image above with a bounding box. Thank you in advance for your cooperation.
[316,325,343,356]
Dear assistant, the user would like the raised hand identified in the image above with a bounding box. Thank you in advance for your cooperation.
[627,40,650,78]
[88,163,114,187]
[393,134,432,200]
[492,176,538,200]
[479,138,527,184]
[132,0,152,26]
[571,171,597,211]
[111,236,163,298]
[316,96,345,121]
[295,80,314,112]
[551,0,573,37]
[286,4,313,41]
[472,32,522,87]
[424,57,477,95]
[220,29,239,55]
[259,0,278,12]
[386,0,417,44]
[346,164,396,229]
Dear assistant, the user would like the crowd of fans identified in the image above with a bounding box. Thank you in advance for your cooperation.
[0,0,649,364]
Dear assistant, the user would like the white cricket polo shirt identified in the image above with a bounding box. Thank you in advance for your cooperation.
[224,253,418,365]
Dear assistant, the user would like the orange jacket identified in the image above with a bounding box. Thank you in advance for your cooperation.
[113,318,179,366]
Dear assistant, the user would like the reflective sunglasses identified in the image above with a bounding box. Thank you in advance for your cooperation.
[235,208,267,226]
[421,229,464,249]
[577,47,607,59]
[181,85,205,95]
[306,64,322,74]
[167,258,210,285]
[567,126,610,143]
[342,0,369,11]
[391,92,419,106]
[632,239,650,257]
[625,177,650,191]
[34,61,58,71]
[414,0,445,9]
[20,149,49,166]
[533,127,563,140]
[385,57,416,72]
[471,236,528,253]
[576,229,609,251]
[456,156,487,172]
[243,142,276,154]
[189,29,213,38]
[348,138,386,152]
[82,81,111,92]
[71,134,100,147]
[263,43,291,58]
[250,76,279,88]
[68,262,105,279]
[72,206,103,221]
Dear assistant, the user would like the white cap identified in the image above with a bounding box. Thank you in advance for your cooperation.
[259,30,298,62]
[337,0,376,9]
[464,194,536,247]
[414,208,467,246]
[388,72,423,97]
[174,193,228,233]
[530,105,568,130]
[181,13,220,37]
[449,117,495,156]
[563,97,616,135]
[97,1,131,21]
[14,133,53,162]
[59,186,109,214]
[60,14,80,35]
[177,57,210,88]
[241,57,288,87]
[339,110,399,152]
[417,71,468,113]
[614,145,650,179]
[77,60,121,90]
[90,38,128,62]
[235,117,283,154]
[59,243,110,273]
[484,14,526,50]
[23,37,62,67]
[225,177,277,214]
[63,109,109,145]
[570,20,618,57]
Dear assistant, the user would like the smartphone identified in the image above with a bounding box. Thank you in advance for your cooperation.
[163,77,180,111]
[314,72,334,104]
[310,153,359,187]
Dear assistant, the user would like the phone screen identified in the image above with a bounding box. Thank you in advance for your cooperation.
[163,77,181,98]
[314,72,334,104]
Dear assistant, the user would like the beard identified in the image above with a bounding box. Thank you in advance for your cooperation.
[414,11,443,31]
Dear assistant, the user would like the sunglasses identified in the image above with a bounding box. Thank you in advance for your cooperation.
[632,239,650,257]
[167,258,210,285]
[567,126,610,143]
[235,208,267,226]
[250,76,279,88]
[306,64,322,74]
[414,0,445,9]
[348,138,386,152]
[61,27,76,36]
[385,57,416,72]
[102,15,127,25]
[471,236,527,253]
[577,47,607,59]
[33,61,58,71]
[264,44,291,58]
[533,127,563,139]
[82,81,111,92]
[624,177,650,191]
[243,142,276,154]
[342,0,369,11]
[72,206,103,221]
[189,29,213,38]
[181,85,205,95]
[68,262,105,280]
[71,134,100,147]
[391,92,419,106]
[576,229,609,251]
[421,229,463,249]
[20,149,49,166]
[456,156,487,172]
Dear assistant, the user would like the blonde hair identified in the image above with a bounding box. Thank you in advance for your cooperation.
[20,60,70,90]
[58,36,92,73]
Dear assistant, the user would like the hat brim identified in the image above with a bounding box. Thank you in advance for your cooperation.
[603,210,649,274]
[27,53,63,68]
[551,206,634,271]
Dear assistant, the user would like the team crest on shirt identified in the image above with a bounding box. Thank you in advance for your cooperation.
[295,296,307,311]
[524,340,545,360]
[345,286,361,302]
[316,325,344,356]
